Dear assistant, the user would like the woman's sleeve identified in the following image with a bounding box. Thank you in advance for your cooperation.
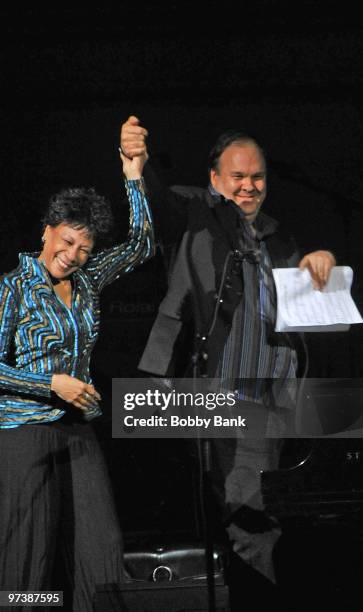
[84,178,155,292]
[0,279,52,398]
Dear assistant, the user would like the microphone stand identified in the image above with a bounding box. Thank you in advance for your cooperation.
[191,347,217,612]
[190,248,256,612]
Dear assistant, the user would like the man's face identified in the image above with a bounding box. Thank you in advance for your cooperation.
[210,143,267,221]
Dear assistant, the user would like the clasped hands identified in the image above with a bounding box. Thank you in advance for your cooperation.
[119,115,149,179]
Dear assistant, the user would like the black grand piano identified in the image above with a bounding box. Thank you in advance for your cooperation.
[262,379,363,520]
[262,438,363,521]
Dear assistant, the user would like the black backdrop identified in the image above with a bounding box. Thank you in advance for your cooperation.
[2,2,363,544]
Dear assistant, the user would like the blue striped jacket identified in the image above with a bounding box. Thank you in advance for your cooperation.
[0,179,154,428]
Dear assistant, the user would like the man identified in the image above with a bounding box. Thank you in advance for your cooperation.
[120,116,335,585]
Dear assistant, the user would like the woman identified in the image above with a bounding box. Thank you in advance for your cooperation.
[0,141,153,610]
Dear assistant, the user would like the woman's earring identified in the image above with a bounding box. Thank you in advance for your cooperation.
[41,236,45,244]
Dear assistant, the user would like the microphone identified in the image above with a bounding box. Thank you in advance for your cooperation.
[233,248,261,265]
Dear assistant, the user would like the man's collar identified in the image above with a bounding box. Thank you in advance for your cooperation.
[208,184,221,199]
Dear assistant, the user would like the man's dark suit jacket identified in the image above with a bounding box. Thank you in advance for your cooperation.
[139,171,303,379]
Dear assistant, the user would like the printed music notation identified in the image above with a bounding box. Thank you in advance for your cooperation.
[272,266,363,332]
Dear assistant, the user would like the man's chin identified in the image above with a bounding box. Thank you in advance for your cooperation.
[239,205,259,220]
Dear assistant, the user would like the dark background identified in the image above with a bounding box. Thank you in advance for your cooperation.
[2,3,363,604]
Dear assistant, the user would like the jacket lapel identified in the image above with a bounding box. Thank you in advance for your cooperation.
[209,195,241,252]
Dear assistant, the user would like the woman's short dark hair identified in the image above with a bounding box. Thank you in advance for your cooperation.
[207,130,266,173]
[42,187,114,246]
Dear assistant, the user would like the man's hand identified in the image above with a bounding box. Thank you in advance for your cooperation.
[51,373,101,411]
[299,250,336,290]
[120,115,148,160]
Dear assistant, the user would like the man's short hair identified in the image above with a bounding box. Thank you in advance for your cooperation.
[207,130,266,173]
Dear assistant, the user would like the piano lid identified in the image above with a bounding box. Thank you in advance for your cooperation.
[262,438,363,519]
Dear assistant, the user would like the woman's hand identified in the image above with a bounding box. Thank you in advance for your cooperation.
[120,149,148,180]
[51,373,101,411]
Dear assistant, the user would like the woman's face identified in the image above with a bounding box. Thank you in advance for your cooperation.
[40,223,94,279]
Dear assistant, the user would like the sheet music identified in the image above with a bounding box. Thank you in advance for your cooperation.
[272,266,363,332]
